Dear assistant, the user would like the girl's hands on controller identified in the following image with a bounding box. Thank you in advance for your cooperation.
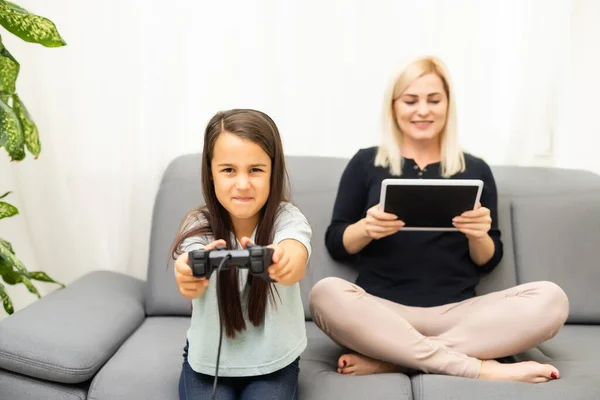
[174,239,226,299]
[240,237,302,285]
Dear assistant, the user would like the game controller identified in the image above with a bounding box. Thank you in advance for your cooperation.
[188,243,275,282]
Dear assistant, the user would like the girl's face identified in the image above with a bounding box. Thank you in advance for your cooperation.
[393,73,448,144]
[211,131,271,229]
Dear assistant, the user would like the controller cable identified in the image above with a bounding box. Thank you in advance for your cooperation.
[210,254,231,400]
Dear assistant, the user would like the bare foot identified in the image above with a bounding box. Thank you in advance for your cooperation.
[479,360,560,383]
[337,353,401,375]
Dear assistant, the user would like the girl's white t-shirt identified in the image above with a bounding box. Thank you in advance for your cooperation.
[182,202,312,377]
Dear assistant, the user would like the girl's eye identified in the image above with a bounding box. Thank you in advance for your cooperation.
[429,100,440,104]
[250,168,263,173]
[221,168,234,173]
[404,101,416,105]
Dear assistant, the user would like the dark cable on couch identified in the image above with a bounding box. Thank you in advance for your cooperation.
[212,255,231,400]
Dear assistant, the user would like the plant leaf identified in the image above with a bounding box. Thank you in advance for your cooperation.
[1,268,21,284]
[0,200,18,219]
[11,94,39,157]
[0,282,14,314]
[0,35,20,94]
[0,256,11,274]
[20,275,40,297]
[0,1,66,47]
[0,191,11,199]
[29,271,64,288]
[5,1,27,14]
[0,237,28,274]
[0,238,14,254]
[0,95,24,161]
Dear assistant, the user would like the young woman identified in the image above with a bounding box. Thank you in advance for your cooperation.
[309,56,569,383]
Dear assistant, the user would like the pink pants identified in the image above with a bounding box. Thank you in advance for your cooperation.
[309,277,569,378]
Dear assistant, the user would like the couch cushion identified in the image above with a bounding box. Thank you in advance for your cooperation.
[301,322,413,400]
[511,191,600,323]
[88,317,188,400]
[89,318,413,400]
[0,271,145,384]
[411,360,600,400]
[514,325,600,363]
[0,368,89,400]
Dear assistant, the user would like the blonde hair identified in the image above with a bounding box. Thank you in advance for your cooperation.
[375,55,465,177]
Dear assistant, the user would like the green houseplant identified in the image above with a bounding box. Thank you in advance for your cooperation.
[0,1,66,314]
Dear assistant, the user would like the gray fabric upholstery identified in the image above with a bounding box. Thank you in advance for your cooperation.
[0,369,88,400]
[492,166,600,197]
[88,319,413,400]
[301,322,413,399]
[411,361,600,400]
[285,156,358,319]
[0,271,145,384]
[511,192,600,323]
[144,154,203,317]
[532,325,600,362]
[87,317,188,400]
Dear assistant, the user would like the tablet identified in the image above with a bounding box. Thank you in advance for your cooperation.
[379,179,484,231]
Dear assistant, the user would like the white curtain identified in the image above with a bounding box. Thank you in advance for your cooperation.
[1,0,595,315]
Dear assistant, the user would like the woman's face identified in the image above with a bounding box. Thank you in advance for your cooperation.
[393,73,449,144]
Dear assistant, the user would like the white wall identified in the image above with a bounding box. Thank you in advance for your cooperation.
[554,0,600,173]
[1,0,597,317]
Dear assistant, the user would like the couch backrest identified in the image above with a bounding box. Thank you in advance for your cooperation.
[491,166,600,323]
[145,155,600,324]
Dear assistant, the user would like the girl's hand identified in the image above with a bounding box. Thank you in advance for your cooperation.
[452,203,492,240]
[363,204,405,240]
[240,237,296,284]
[174,239,226,299]
[267,244,293,283]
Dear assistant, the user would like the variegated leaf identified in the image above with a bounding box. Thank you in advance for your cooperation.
[0,282,14,314]
[20,275,40,298]
[0,95,24,160]
[0,1,66,48]
[29,271,64,288]
[0,238,14,253]
[11,94,39,157]
[0,200,18,219]
[0,35,19,94]
[0,237,27,274]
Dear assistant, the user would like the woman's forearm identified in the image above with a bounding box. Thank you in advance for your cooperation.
[469,234,495,266]
[342,219,373,255]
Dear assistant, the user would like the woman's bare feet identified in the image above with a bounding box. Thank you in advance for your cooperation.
[479,360,560,383]
[337,353,402,375]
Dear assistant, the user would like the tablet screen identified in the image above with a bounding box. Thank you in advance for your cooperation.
[380,179,483,230]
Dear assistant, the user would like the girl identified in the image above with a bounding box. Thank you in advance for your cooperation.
[171,109,311,399]
[309,56,569,383]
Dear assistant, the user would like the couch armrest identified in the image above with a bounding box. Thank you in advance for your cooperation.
[0,270,145,384]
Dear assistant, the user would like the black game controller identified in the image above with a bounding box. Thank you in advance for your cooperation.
[188,243,275,282]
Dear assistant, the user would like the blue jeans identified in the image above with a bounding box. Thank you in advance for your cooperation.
[178,342,299,400]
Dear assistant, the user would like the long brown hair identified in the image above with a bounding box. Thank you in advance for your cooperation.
[170,109,290,338]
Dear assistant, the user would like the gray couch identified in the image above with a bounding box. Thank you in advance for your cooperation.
[1,154,600,400]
